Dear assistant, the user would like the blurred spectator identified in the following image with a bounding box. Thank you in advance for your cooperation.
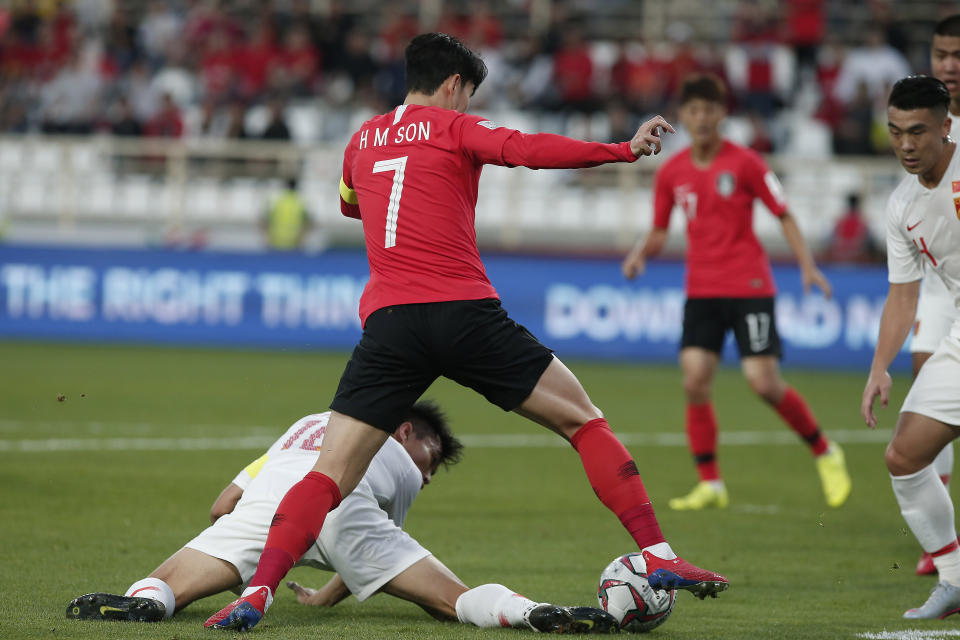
[338,28,378,97]
[832,81,875,155]
[746,112,774,152]
[223,100,249,139]
[144,92,183,137]
[139,0,182,68]
[237,22,277,100]
[103,5,139,74]
[825,193,880,262]
[785,0,825,77]
[261,177,312,251]
[609,40,668,114]
[727,1,786,118]
[271,24,318,96]
[261,98,291,141]
[547,25,596,113]
[122,60,161,123]
[40,50,103,134]
[200,29,238,102]
[833,28,910,106]
[109,96,143,137]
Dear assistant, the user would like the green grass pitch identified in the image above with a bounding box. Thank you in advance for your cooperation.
[0,341,953,639]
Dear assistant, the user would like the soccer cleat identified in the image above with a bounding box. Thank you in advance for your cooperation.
[66,592,166,622]
[903,581,960,619]
[526,604,619,634]
[917,552,937,576]
[204,585,273,631]
[815,441,851,508]
[642,551,729,600]
[668,481,729,511]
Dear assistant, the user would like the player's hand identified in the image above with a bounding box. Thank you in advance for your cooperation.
[286,581,325,606]
[631,116,675,157]
[621,252,647,280]
[860,370,892,429]
[802,266,833,300]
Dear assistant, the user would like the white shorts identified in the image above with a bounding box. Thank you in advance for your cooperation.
[185,493,431,602]
[911,272,958,354]
[902,336,960,426]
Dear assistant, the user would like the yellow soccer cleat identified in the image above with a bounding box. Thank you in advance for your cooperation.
[816,441,852,508]
[668,481,729,511]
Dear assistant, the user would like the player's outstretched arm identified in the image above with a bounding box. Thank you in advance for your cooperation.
[622,228,668,280]
[861,280,921,428]
[287,575,351,608]
[779,212,832,299]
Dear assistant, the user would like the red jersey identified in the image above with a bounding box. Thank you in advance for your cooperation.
[653,140,787,298]
[340,104,638,324]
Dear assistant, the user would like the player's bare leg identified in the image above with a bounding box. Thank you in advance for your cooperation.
[670,348,728,510]
[912,350,955,576]
[67,548,240,622]
[887,412,960,619]
[205,414,389,631]
[516,356,728,598]
[743,355,851,507]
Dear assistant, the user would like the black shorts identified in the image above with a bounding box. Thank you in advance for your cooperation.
[681,297,782,359]
[330,299,555,433]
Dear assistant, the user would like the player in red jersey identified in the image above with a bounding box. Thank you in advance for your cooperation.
[205,33,728,632]
[622,73,851,512]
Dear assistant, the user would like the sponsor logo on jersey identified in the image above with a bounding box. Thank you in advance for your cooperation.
[716,172,736,197]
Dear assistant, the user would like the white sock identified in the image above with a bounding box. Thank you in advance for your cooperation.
[891,466,958,562]
[641,541,677,560]
[933,443,954,489]
[934,549,960,587]
[706,480,726,492]
[455,584,540,629]
[125,578,175,619]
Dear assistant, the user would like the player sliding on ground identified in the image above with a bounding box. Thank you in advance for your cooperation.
[205,32,728,632]
[66,403,618,633]
[621,73,851,511]
[862,75,960,620]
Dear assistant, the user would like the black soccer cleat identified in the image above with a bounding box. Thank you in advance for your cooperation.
[66,592,166,622]
[528,604,619,634]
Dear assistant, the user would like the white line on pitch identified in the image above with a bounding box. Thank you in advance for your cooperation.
[858,630,960,639]
[0,425,893,453]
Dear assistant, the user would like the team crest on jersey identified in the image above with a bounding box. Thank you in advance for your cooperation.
[953,181,960,218]
[716,172,736,197]
[476,120,498,130]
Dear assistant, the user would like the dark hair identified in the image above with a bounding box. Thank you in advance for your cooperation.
[405,32,487,96]
[934,14,960,38]
[679,73,728,106]
[404,400,463,469]
[888,75,950,116]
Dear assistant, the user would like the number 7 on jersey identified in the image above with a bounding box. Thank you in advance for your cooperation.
[372,156,408,248]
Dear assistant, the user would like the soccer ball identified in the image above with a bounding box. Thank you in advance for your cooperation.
[597,552,676,633]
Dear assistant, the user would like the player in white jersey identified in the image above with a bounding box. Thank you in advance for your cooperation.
[65,403,616,633]
[912,14,960,577]
[862,76,960,620]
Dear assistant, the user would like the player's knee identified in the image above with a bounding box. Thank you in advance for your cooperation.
[885,442,922,476]
[682,376,710,404]
[745,374,780,402]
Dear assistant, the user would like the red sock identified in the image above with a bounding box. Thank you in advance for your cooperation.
[247,471,342,593]
[774,388,828,456]
[570,418,665,548]
[687,403,720,481]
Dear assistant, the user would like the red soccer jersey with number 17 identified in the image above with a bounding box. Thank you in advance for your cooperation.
[653,140,788,298]
[340,103,638,324]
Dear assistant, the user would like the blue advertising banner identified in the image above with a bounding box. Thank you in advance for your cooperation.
[0,245,909,370]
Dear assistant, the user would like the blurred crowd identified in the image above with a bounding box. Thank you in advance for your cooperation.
[0,0,947,154]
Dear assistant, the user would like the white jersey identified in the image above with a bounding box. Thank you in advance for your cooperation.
[185,412,430,600]
[886,143,960,343]
[230,412,421,528]
[912,118,960,353]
